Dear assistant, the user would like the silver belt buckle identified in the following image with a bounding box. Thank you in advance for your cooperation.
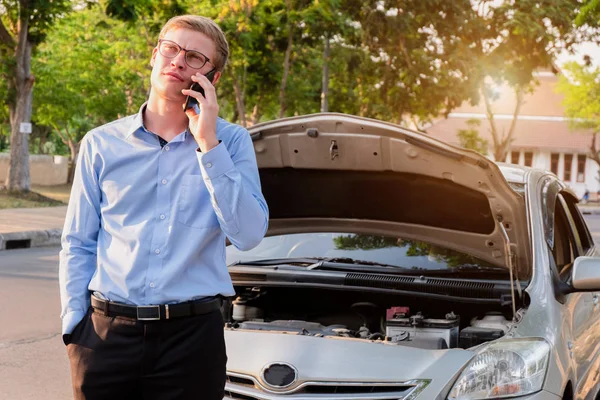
[137,305,161,320]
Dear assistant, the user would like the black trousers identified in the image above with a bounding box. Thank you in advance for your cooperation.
[66,307,227,400]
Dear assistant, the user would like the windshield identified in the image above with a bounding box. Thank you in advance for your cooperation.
[227,232,500,271]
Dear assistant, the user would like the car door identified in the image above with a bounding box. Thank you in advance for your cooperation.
[559,194,600,399]
[552,192,600,399]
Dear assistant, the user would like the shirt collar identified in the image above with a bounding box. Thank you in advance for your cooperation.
[126,102,190,142]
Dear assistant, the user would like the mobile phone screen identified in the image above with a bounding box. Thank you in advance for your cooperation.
[183,69,217,111]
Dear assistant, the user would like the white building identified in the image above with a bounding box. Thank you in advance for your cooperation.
[425,70,598,199]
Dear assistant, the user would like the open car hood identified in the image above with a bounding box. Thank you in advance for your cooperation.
[248,113,530,277]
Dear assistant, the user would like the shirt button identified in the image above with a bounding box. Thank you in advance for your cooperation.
[160,214,166,220]
[161,179,167,185]
[149,282,155,288]
[205,162,212,168]
[155,248,160,254]
[164,145,170,151]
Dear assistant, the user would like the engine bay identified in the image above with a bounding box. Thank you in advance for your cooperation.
[224,286,514,350]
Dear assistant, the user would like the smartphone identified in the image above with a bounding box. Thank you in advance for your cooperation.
[183,69,217,111]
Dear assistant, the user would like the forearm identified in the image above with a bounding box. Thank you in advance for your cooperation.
[198,141,268,250]
[205,173,268,249]
[59,235,98,334]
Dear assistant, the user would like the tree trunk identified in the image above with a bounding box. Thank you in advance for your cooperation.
[36,126,49,154]
[588,133,600,183]
[482,84,524,163]
[481,84,501,161]
[231,74,247,128]
[321,36,330,113]
[250,95,263,126]
[279,15,294,119]
[357,77,367,117]
[6,14,34,192]
[67,139,79,184]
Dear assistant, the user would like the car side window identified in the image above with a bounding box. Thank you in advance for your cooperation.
[552,195,580,280]
[562,194,594,253]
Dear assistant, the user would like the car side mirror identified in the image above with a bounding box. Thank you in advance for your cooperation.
[571,256,600,291]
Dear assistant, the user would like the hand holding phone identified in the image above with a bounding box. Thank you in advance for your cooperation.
[183,69,217,111]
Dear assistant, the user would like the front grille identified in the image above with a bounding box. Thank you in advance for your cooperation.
[227,374,255,387]
[225,373,429,400]
[303,384,410,394]
[225,393,257,400]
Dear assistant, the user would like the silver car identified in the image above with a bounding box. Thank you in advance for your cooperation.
[222,113,600,400]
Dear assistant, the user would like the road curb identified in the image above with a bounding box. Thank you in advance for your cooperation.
[579,208,600,215]
[0,229,62,251]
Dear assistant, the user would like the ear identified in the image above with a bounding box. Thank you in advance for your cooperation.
[150,47,158,67]
[211,71,222,85]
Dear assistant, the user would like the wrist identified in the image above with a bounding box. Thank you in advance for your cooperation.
[196,135,219,152]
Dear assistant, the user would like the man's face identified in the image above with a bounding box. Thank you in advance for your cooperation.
[150,28,219,102]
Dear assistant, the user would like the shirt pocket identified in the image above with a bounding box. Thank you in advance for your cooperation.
[178,174,219,229]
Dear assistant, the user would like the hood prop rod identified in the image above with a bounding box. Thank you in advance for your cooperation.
[497,215,518,321]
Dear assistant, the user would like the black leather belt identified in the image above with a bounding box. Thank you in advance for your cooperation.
[91,295,222,321]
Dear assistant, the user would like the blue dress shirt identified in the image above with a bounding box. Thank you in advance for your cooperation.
[59,104,269,335]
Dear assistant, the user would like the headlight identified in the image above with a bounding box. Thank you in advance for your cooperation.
[447,338,550,399]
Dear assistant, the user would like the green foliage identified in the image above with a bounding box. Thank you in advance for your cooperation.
[557,61,600,132]
[32,6,151,151]
[2,0,591,158]
[457,119,488,155]
[0,0,71,45]
[480,0,581,88]
[575,0,600,27]
[351,1,486,123]
[105,0,188,24]
[557,61,600,182]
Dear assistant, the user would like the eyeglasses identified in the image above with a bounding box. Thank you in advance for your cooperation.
[157,39,214,70]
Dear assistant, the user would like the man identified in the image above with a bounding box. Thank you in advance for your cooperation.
[59,15,268,399]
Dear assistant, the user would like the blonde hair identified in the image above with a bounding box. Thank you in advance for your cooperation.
[159,15,229,71]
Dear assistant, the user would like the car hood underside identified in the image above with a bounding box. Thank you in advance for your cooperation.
[248,113,530,277]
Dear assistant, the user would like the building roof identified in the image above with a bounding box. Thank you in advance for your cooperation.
[425,73,596,153]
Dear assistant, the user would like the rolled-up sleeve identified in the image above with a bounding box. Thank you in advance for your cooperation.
[196,131,268,251]
[59,134,101,335]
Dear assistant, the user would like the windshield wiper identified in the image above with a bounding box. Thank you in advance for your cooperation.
[230,257,326,267]
[230,257,421,273]
[305,257,405,270]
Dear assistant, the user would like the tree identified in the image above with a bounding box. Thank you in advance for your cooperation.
[329,1,488,127]
[33,5,151,182]
[0,64,8,152]
[557,61,600,182]
[0,0,71,191]
[457,119,488,156]
[272,0,349,118]
[575,0,600,27]
[474,0,582,162]
[202,0,283,126]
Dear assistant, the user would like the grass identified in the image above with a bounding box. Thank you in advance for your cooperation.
[0,184,71,209]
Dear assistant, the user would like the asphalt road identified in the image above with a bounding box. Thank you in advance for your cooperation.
[0,246,69,400]
[585,213,600,241]
[2,214,600,399]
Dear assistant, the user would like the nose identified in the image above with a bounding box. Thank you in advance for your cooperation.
[170,51,186,69]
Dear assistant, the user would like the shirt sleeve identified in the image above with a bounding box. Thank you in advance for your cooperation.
[196,130,269,251]
[59,134,101,335]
